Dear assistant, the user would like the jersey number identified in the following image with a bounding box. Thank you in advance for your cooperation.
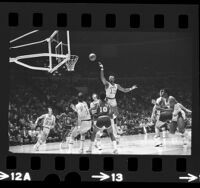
[100,107,108,113]
[110,87,116,94]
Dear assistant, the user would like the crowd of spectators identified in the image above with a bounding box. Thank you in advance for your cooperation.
[9,74,192,146]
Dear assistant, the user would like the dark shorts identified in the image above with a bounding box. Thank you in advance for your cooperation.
[169,117,185,134]
[159,111,173,122]
[96,116,111,129]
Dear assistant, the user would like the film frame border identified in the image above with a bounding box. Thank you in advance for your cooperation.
[0,2,199,183]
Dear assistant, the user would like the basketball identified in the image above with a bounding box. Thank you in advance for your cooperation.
[89,53,96,62]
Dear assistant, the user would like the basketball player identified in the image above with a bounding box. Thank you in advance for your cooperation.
[98,62,137,143]
[155,89,192,146]
[89,93,102,150]
[69,93,92,154]
[151,89,168,145]
[57,112,74,150]
[33,107,56,151]
[163,90,192,145]
[87,92,118,154]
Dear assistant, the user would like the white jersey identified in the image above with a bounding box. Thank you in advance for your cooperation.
[43,114,55,128]
[106,82,118,99]
[76,101,91,121]
[152,97,166,119]
[90,100,99,115]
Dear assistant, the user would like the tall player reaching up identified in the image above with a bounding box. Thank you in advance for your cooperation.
[33,107,56,151]
[98,62,138,143]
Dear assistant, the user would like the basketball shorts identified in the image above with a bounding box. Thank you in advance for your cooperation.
[40,127,50,142]
[96,116,111,129]
[107,99,119,116]
[159,111,173,122]
[92,117,115,141]
[71,120,92,138]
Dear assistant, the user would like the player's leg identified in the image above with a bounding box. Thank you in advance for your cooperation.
[93,120,102,150]
[177,112,187,145]
[111,106,120,144]
[107,126,118,154]
[68,126,79,153]
[94,131,102,150]
[87,125,99,153]
[154,112,167,147]
[34,128,49,151]
[143,126,147,134]
[34,133,43,151]
[60,128,70,150]
[79,121,92,153]
[155,111,172,146]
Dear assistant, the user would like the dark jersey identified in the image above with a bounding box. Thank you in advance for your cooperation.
[96,101,112,129]
[96,101,112,118]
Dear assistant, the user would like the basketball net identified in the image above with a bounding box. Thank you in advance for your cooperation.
[65,55,79,71]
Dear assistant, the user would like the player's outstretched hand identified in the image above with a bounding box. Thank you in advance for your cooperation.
[131,85,137,90]
[98,62,104,69]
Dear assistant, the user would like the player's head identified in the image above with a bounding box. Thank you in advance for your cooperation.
[163,88,170,98]
[109,75,115,84]
[48,107,53,114]
[92,93,98,101]
[71,96,78,105]
[99,92,106,102]
[77,92,84,102]
[159,89,165,97]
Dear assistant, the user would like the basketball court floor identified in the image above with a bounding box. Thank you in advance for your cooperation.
[9,131,191,155]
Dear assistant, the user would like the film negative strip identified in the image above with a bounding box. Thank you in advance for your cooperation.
[0,2,199,183]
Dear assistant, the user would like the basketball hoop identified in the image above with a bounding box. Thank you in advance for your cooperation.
[65,55,79,71]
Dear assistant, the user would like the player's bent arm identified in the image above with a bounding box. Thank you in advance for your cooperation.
[117,84,137,93]
[35,114,45,124]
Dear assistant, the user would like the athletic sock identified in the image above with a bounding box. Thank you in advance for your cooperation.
[80,140,84,151]
[113,141,117,150]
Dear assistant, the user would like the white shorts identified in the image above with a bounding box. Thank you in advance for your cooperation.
[43,127,50,135]
[107,98,117,107]
[71,120,92,138]
[39,127,50,142]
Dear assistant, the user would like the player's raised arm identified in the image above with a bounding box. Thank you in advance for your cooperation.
[98,62,109,86]
[117,84,137,93]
